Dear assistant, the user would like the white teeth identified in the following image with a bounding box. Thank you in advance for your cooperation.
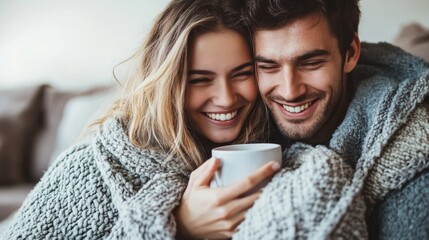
[206,111,238,121]
[283,102,311,113]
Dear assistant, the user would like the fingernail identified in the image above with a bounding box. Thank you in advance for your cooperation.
[271,162,281,171]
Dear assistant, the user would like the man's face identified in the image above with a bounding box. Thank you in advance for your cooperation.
[254,13,352,143]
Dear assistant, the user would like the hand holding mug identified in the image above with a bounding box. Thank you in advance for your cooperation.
[210,143,282,195]
[174,155,280,239]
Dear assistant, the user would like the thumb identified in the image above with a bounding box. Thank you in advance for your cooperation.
[193,157,220,187]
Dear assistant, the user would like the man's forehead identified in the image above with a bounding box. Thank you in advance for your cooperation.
[252,14,338,60]
[252,13,331,45]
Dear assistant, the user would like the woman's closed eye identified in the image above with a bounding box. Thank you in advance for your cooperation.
[231,70,254,80]
[188,77,212,85]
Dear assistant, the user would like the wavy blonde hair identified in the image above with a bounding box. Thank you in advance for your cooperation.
[95,0,268,171]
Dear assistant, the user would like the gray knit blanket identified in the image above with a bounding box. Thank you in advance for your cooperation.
[2,117,191,239]
[2,43,429,239]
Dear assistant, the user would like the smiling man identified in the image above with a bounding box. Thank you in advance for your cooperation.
[254,12,359,144]
[232,0,429,239]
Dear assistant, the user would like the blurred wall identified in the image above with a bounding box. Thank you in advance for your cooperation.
[0,0,428,89]
[0,0,169,89]
[360,0,429,43]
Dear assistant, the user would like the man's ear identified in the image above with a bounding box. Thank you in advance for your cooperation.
[344,33,361,73]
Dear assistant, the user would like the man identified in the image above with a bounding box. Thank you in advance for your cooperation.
[233,0,429,239]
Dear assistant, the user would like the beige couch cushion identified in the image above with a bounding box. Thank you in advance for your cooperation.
[0,85,46,185]
[49,86,116,164]
[29,87,76,182]
[30,85,115,182]
[393,23,429,63]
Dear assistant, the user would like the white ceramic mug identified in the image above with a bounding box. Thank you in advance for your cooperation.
[209,143,282,192]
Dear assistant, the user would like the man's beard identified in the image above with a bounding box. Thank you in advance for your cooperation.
[269,86,342,142]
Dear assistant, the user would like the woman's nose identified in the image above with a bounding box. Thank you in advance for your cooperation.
[212,79,236,107]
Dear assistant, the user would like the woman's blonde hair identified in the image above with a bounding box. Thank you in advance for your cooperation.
[96,0,268,171]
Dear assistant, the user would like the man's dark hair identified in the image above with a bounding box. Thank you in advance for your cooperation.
[240,0,360,56]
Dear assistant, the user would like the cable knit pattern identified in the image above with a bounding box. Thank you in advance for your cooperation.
[1,118,190,239]
[234,42,429,239]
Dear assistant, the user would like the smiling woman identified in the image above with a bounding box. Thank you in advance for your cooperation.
[186,28,258,144]
[0,0,278,239]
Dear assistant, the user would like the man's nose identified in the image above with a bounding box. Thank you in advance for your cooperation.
[277,68,306,101]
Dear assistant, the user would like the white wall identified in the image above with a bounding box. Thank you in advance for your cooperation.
[0,0,169,89]
[359,0,429,43]
[0,0,428,89]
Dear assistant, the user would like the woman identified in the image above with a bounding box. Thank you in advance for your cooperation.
[1,0,279,239]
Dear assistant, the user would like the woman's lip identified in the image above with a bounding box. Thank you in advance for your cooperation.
[203,108,242,126]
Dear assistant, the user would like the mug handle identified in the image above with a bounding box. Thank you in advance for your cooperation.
[212,158,222,187]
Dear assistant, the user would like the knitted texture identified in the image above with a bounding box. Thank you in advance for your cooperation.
[364,104,429,210]
[234,144,368,239]
[234,42,429,239]
[370,170,429,240]
[1,118,190,239]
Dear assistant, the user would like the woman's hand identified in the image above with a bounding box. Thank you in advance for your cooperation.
[174,158,280,239]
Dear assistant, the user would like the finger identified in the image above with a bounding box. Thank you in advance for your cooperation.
[222,161,280,199]
[212,210,248,238]
[220,192,260,218]
[188,162,205,188]
[188,157,216,187]
[193,157,213,176]
[206,231,235,240]
[228,209,247,232]
[193,157,220,187]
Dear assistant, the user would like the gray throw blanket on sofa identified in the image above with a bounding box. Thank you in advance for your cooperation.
[2,43,429,239]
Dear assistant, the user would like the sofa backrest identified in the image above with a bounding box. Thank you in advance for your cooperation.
[0,84,116,185]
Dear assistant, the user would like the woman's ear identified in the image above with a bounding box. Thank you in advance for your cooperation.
[344,32,361,73]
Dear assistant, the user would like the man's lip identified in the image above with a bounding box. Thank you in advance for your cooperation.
[275,98,319,118]
[275,99,317,107]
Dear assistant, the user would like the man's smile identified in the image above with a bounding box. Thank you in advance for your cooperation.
[282,101,314,113]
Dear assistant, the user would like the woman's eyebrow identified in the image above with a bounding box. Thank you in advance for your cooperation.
[188,70,214,75]
[292,49,330,63]
[230,62,254,73]
[189,62,253,75]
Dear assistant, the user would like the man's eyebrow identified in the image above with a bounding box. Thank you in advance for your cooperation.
[255,49,330,64]
[255,56,276,64]
[293,49,330,63]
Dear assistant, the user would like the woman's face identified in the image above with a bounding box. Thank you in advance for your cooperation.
[185,28,258,143]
